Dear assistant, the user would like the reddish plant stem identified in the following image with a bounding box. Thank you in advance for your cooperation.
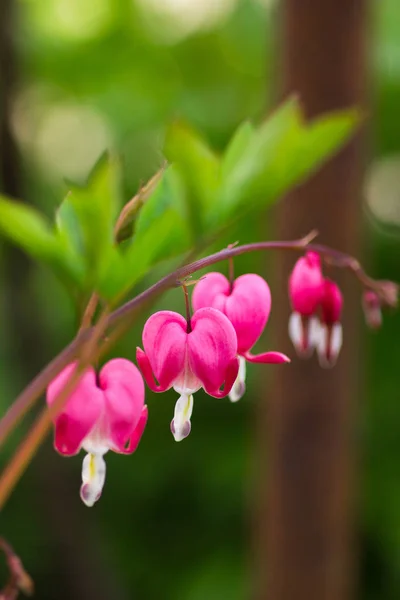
[182,284,192,333]
[0,537,34,598]
[0,309,110,509]
[79,293,100,332]
[0,235,396,457]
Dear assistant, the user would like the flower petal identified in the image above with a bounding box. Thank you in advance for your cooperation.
[124,405,148,454]
[288,312,319,358]
[80,452,106,507]
[320,279,343,325]
[243,351,290,364]
[192,272,230,312]
[141,311,188,391]
[193,272,272,355]
[289,252,324,315]
[188,307,238,397]
[316,322,343,368]
[229,355,247,403]
[136,348,165,392]
[224,274,271,354]
[170,394,193,442]
[46,363,103,456]
[99,358,146,453]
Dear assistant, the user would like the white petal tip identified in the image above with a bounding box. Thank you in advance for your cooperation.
[170,419,191,442]
[316,323,343,369]
[288,312,317,358]
[228,356,246,402]
[229,396,241,403]
[80,453,106,507]
[229,381,246,403]
[171,394,193,442]
[80,483,102,507]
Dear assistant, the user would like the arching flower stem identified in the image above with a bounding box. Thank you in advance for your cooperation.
[0,232,397,509]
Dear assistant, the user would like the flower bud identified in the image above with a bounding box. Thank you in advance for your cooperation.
[362,290,382,330]
[288,252,324,357]
[316,279,343,368]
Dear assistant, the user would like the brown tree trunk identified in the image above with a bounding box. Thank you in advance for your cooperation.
[255,1,368,600]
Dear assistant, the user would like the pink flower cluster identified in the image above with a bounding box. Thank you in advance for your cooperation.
[137,273,289,444]
[46,270,289,505]
[47,359,148,507]
[288,252,344,367]
[49,250,390,506]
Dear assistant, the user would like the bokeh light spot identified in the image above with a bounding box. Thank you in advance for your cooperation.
[365,156,400,226]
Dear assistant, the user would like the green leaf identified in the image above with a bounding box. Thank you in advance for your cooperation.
[283,109,361,187]
[56,153,121,288]
[216,97,302,222]
[134,165,188,239]
[216,99,360,225]
[164,121,220,237]
[121,209,178,290]
[97,167,190,300]
[0,195,84,285]
[220,120,255,182]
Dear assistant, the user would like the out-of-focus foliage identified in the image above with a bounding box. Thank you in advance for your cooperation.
[165,103,359,235]
[1,97,357,302]
[0,1,399,599]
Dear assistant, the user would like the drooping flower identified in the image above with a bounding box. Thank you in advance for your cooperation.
[47,358,147,507]
[192,272,289,402]
[362,290,382,330]
[136,307,239,441]
[315,278,343,368]
[288,252,324,357]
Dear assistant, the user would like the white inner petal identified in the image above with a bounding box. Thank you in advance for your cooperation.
[82,414,109,455]
[229,355,246,403]
[173,349,201,395]
[316,323,343,368]
[309,316,322,348]
[330,322,343,361]
[80,452,107,507]
[171,393,193,442]
[288,312,315,357]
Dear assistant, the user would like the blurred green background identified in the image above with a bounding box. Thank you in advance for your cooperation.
[0,0,400,598]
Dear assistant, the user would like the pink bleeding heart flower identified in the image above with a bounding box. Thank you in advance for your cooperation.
[47,358,147,507]
[192,272,289,402]
[315,279,343,368]
[288,252,324,357]
[136,307,239,442]
[362,290,382,330]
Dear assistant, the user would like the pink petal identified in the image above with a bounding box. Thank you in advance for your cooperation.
[362,290,382,330]
[136,348,165,392]
[210,357,240,398]
[192,272,230,312]
[224,274,271,354]
[46,363,103,456]
[320,279,343,325]
[193,272,272,354]
[125,405,148,454]
[289,252,324,315]
[188,307,238,397]
[99,358,146,454]
[141,311,188,391]
[243,351,290,364]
